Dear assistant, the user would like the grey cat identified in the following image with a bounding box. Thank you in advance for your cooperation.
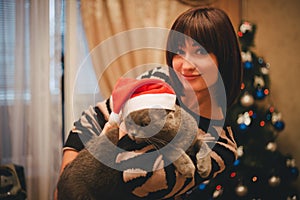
[57,105,210,200]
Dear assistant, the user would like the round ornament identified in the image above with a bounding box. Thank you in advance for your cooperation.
[235,185,248,197]
[254,87,266,99]
[257,57,264,64]
[237,112,252,130]
[271,112,282,123]
[273,120,285,131]
[237,112,252,125]
[260,64,270,75]
[288,167,299,180]
[266,142,277,152]
[198,183,207,190]
[237,146,244,157]
[253,76,265,87]
[212,185,223,198]
[241,51,252,62]
[271,112,285,131]
[240,93,254,107]
[234,159,241,166]
[240,22,253,33]
[286,158,296,168]
[244,61,253,69]
[287,195,298,200]
[268,176,281,187]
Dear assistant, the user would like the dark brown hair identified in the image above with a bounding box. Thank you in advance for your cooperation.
[166,7,242,108]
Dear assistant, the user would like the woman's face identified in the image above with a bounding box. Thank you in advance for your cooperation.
[172,38,219,95]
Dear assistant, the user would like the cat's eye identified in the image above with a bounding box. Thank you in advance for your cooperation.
[140,121,149,127]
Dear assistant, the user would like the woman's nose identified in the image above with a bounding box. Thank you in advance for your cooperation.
[181,56,196,71]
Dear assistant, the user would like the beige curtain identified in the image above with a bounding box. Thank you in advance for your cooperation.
[80,0,240,98]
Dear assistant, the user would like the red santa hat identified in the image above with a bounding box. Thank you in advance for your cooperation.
[108,77,177,125]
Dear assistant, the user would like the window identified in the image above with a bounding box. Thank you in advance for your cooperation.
[0,1,30,103]
[0,0,63,104]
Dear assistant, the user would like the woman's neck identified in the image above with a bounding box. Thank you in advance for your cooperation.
[181,89,224,120]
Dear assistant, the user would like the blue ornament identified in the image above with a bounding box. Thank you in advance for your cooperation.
[258,57,264,64]
[255,88,265,99]
[273,120,285,131]
[239,123,248,130]
[266,113,272,121]
[198,183,207,190]
[290,167,299,181]
[234,159,241,166]
[290,167,299,177]
[244,61,253,69]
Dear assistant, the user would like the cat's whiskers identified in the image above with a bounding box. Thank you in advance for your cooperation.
[147,137,169,149]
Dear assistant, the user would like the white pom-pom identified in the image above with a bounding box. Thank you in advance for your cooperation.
[108,112,120,125]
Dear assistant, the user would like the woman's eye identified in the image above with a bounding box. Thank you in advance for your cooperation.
[195,47,208,55]
[175,49,185,55]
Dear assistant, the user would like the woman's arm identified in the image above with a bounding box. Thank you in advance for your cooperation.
[59,149,79,174]
[55,100,110,200]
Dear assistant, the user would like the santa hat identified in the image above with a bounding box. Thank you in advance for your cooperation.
[108,77,176,125]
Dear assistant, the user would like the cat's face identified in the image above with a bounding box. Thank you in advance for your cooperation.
[124,106,185,147]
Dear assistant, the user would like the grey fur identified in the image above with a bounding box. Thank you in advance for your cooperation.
[57,105,206,199]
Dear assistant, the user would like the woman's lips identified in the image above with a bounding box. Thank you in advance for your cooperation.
[181,74,201,80]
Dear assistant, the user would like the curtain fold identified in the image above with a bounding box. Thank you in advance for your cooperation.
[0,0,63,199]
[80,0,192,98]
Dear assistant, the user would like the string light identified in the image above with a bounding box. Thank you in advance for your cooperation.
[241,82,245,90]
[264,88,269,95]
[248,110,253,116]
[230,172,237,178]
[252,176,258,182]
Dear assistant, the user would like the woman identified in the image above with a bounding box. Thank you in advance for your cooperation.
[57,7,242,199]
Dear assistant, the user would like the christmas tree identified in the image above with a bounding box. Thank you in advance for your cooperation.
[187,21,299,199]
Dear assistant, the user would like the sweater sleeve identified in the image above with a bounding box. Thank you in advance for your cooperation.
[63,101,109,152]
[195,126,238,183]
[63,66,168,152]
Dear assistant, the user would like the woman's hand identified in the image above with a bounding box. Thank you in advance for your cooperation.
[104,121,127,140]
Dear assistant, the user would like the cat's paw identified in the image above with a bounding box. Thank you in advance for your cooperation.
[196,142,212,178]
[173,154,195,178]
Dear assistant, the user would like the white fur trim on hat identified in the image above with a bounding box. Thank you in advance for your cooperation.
[108,112,121,125]
[121,93,176,120]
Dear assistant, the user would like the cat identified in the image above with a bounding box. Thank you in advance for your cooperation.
[57,105,208,200]
[124,106,200,178]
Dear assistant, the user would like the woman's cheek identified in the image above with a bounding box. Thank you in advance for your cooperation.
[172,57,181,71]
[201,62,219,87]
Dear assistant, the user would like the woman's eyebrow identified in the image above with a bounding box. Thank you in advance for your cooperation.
[192,42,201,47]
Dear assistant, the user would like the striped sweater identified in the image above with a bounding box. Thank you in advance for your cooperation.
[63,67,238,199]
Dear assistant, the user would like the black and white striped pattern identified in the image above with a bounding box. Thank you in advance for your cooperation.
[63,66,238,199]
